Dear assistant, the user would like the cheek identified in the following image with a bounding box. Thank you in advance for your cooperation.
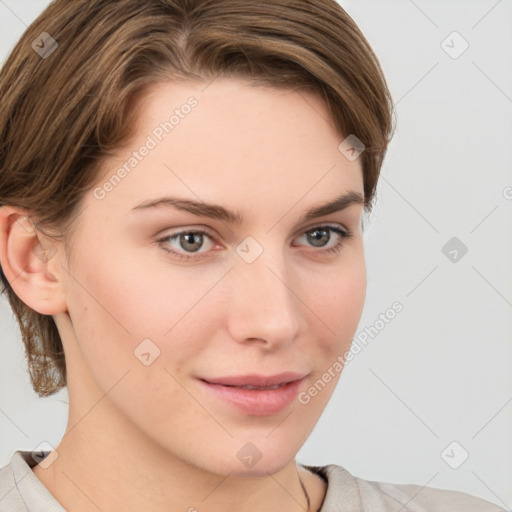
[63,247,200,430]
[63,243,159,380]
[303,248,366,348]
[68,237,203,337]
[63,241,213,389]
[294,257,365,414]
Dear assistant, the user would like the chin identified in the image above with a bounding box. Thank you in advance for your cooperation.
[217,459,293,479]
[206,442,297,479]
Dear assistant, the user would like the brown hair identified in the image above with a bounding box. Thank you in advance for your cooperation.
[0,0,395,397]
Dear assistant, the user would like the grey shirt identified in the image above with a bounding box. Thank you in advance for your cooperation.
[0,450,506,511]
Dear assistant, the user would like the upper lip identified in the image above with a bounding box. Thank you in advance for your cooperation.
[199,372,307,387]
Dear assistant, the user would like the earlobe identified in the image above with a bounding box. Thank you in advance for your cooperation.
[0,205,68,315]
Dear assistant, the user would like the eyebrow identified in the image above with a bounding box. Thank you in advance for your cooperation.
[131,191,365,225]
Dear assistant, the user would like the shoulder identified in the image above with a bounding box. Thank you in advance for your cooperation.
[355,476,507,512]
[0,454,27,511]
[0,450,64,512]
[304,464,507,512]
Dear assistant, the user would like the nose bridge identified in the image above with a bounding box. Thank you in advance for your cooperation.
[226,239,300,345]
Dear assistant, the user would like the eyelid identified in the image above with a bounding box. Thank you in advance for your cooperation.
[297,219,351,236]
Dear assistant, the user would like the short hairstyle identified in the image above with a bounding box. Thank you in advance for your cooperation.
[0,0,395,397]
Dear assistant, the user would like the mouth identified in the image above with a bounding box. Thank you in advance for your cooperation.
[197,372,307,416]
[200,371,306,388]
[218,383,288,390]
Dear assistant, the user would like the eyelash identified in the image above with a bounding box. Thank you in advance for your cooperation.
[157,225,353,262]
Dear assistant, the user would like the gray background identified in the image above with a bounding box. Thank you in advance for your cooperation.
[1,0,511,508]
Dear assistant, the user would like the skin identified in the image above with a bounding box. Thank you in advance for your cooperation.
[0,77,366,512]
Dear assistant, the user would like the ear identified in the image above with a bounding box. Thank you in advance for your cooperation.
[0,205,68,315]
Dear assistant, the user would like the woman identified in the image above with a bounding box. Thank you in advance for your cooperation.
[0,1,505,510]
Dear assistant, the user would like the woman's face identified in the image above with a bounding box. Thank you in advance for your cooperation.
[55,77,366,476]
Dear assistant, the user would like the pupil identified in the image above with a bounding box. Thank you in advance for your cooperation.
[181,232,202,252]
[309,228,329,247]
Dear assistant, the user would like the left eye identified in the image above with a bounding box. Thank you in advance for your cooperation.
[157,225,353,261]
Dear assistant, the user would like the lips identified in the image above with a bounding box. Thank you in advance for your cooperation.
[197,372,307,416]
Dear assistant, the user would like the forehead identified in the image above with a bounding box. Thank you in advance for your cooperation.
[87,77,364,223]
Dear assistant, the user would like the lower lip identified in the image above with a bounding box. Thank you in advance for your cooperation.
[198,378,304,416]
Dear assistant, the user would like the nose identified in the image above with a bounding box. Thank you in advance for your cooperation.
[225,247,302,350]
